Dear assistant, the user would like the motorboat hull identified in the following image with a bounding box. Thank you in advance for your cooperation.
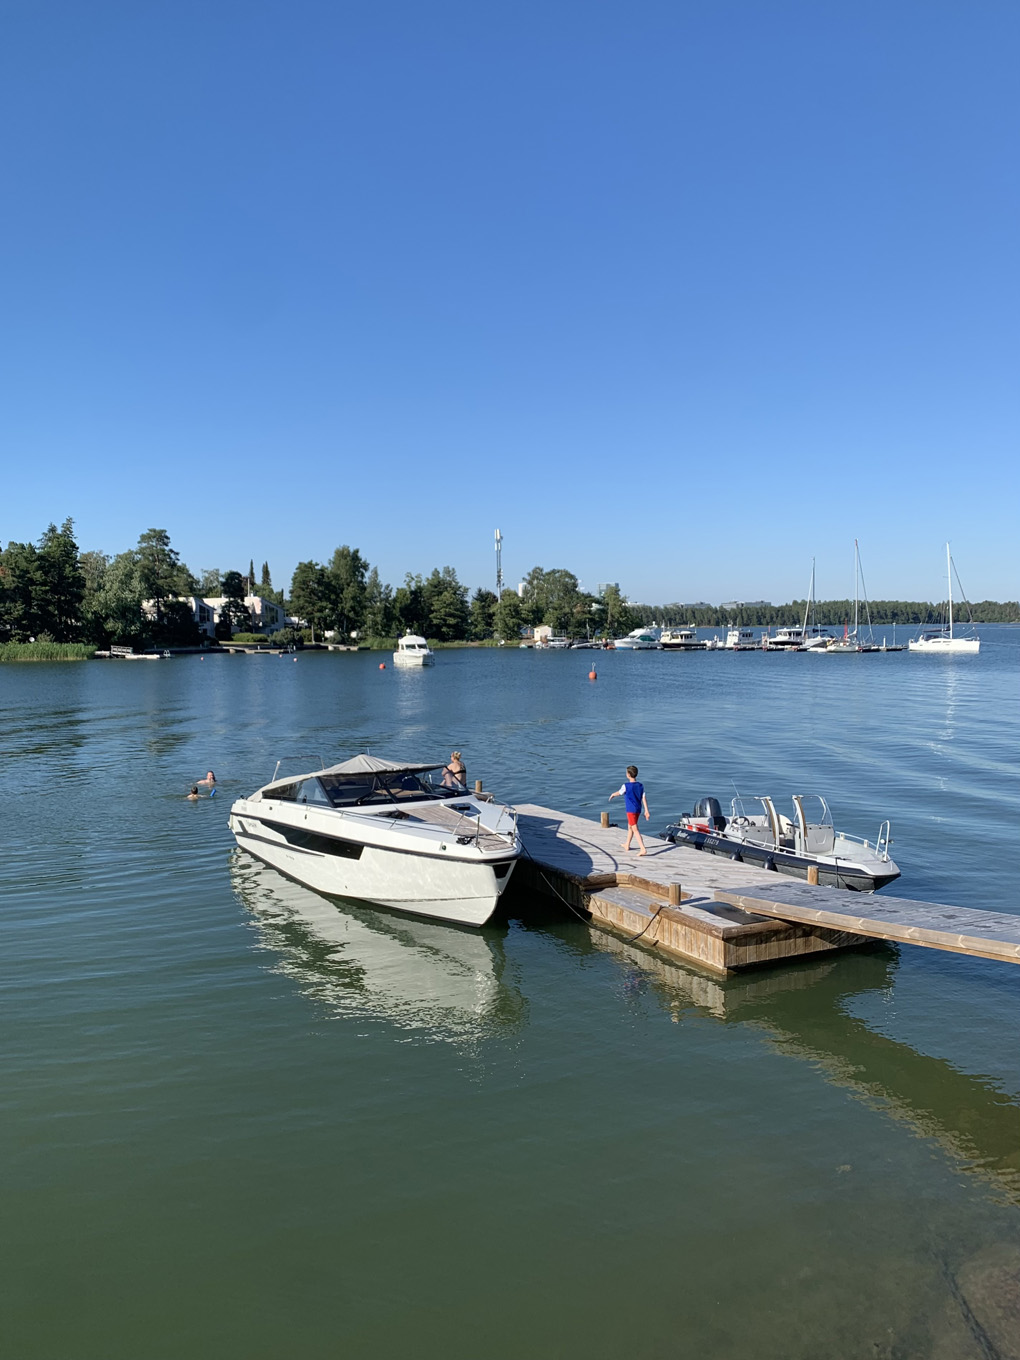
[908,637,980,653]
[230,809,515,925]
[664,826,900,892]
[392,653,435,666]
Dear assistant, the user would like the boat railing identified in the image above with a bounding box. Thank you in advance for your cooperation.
[876,821,892,860]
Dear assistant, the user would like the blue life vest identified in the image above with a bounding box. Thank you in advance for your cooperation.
[623,780,644,814]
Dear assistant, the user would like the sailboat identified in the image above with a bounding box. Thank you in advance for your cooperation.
[796,560,836,650]
[813,540,894,653]
[908,545,980,654]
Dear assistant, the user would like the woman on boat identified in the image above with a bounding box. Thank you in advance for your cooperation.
[442,753,466,789]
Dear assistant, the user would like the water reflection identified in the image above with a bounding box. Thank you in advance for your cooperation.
[229,852,527,1044]
[590,933,1020,1203]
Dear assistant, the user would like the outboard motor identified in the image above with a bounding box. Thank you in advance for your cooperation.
[693,797,726,831]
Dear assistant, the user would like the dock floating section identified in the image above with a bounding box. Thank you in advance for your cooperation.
[514,805,1020,974]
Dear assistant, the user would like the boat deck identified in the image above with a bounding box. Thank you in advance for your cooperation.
[513,805,1020,973]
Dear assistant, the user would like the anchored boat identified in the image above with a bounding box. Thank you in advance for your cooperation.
[664,794,900,892]
[393,634,435,666]
[229,754,520,925]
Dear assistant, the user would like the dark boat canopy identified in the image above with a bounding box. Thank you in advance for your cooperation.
[263,753,445,796]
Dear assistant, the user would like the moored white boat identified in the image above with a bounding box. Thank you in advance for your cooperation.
[229,754,520,926]
[909,545,980,653]
[393,634,435,666]
[665,794,899,892]
[613,627,662,650]
[723,626,757,650]
[660,627,705,650]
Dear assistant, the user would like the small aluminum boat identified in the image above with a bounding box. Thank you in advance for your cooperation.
[664,794,899,892]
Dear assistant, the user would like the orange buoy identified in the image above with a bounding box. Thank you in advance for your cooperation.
[589,669,597,681]
[379,662,386,669]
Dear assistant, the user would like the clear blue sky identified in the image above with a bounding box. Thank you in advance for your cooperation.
[2,0,1018,604]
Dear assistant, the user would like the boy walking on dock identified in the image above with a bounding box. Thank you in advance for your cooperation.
[609,765,650,856]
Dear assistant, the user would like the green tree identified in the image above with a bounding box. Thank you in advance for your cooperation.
[289,561,332,640]
[219,570,251,634]
[88,550,145,645]
[492,588,524,642]
[363,567,394,637]
[599,583,637,637]
[35,519,85,641]
[393,573,427,635]
[327,545,368,638]
[134,529,199,646]
[0,540,44,641]
[423,566,469,641]
[198,568,222,596]
[469,588,498,640]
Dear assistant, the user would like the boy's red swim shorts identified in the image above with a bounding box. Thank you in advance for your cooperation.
[627,812,639,826]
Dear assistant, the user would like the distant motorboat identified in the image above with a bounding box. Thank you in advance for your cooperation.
[660,627,705,651]
[723,626,757,650]
[909,545,980,653]
[393,635,435,667]
[613,628,662,650]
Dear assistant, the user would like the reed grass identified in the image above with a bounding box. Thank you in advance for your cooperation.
[0,642,97,662]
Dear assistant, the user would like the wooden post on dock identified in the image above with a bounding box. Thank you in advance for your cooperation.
[600,811,610,828]
[668,882,682,906]
[475,780,483,795]
[807,866,819,885]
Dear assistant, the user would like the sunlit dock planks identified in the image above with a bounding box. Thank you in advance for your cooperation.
[513,805,1020,974]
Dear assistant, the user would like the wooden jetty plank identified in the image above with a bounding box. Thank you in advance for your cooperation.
[515,804,1020,970]
[713,883,1020,965]
[514,805,786,894]
[515,806,869,973]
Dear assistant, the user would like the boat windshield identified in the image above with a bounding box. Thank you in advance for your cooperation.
[315,771,454,807]
[794,795,832,828]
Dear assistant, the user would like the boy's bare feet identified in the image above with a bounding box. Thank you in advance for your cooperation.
[638,849,647,856]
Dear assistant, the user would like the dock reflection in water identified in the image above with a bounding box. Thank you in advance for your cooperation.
[590,933,1020,1205]
[229,852,527,1044]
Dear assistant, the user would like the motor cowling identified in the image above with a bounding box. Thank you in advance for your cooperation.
[692,797,726,831]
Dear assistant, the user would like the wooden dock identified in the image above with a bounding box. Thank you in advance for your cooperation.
[513,805,1020,974]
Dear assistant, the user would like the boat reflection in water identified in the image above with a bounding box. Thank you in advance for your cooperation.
[229,852,527,1044]
[589,932,1020,1206]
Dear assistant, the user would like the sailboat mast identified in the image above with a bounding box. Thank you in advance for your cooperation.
[853,539,859,635]
[802,561,814,634]
[947,541,954,638]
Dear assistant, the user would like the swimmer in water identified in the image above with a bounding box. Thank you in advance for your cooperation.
[186,786,200,801]
[198,770,216,786]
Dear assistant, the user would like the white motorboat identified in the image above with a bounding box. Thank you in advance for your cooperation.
[909,545,980,653]
[723,626,758,650]
[229,754,520,926]
[660,627,705,650]
[393,634,435,666]
[665,794,900,892]
[613,627,662,650]
[764,625,805,650]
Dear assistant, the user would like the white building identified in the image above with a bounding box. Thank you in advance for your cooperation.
[144,595,287,638]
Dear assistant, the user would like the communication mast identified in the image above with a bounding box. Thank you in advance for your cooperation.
[495,529,503,596]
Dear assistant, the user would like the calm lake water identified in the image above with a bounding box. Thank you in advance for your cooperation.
[3,632,1019,1359]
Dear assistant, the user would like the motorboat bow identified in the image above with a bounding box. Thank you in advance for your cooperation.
[229,754,520,925]
[664,793,900,891]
